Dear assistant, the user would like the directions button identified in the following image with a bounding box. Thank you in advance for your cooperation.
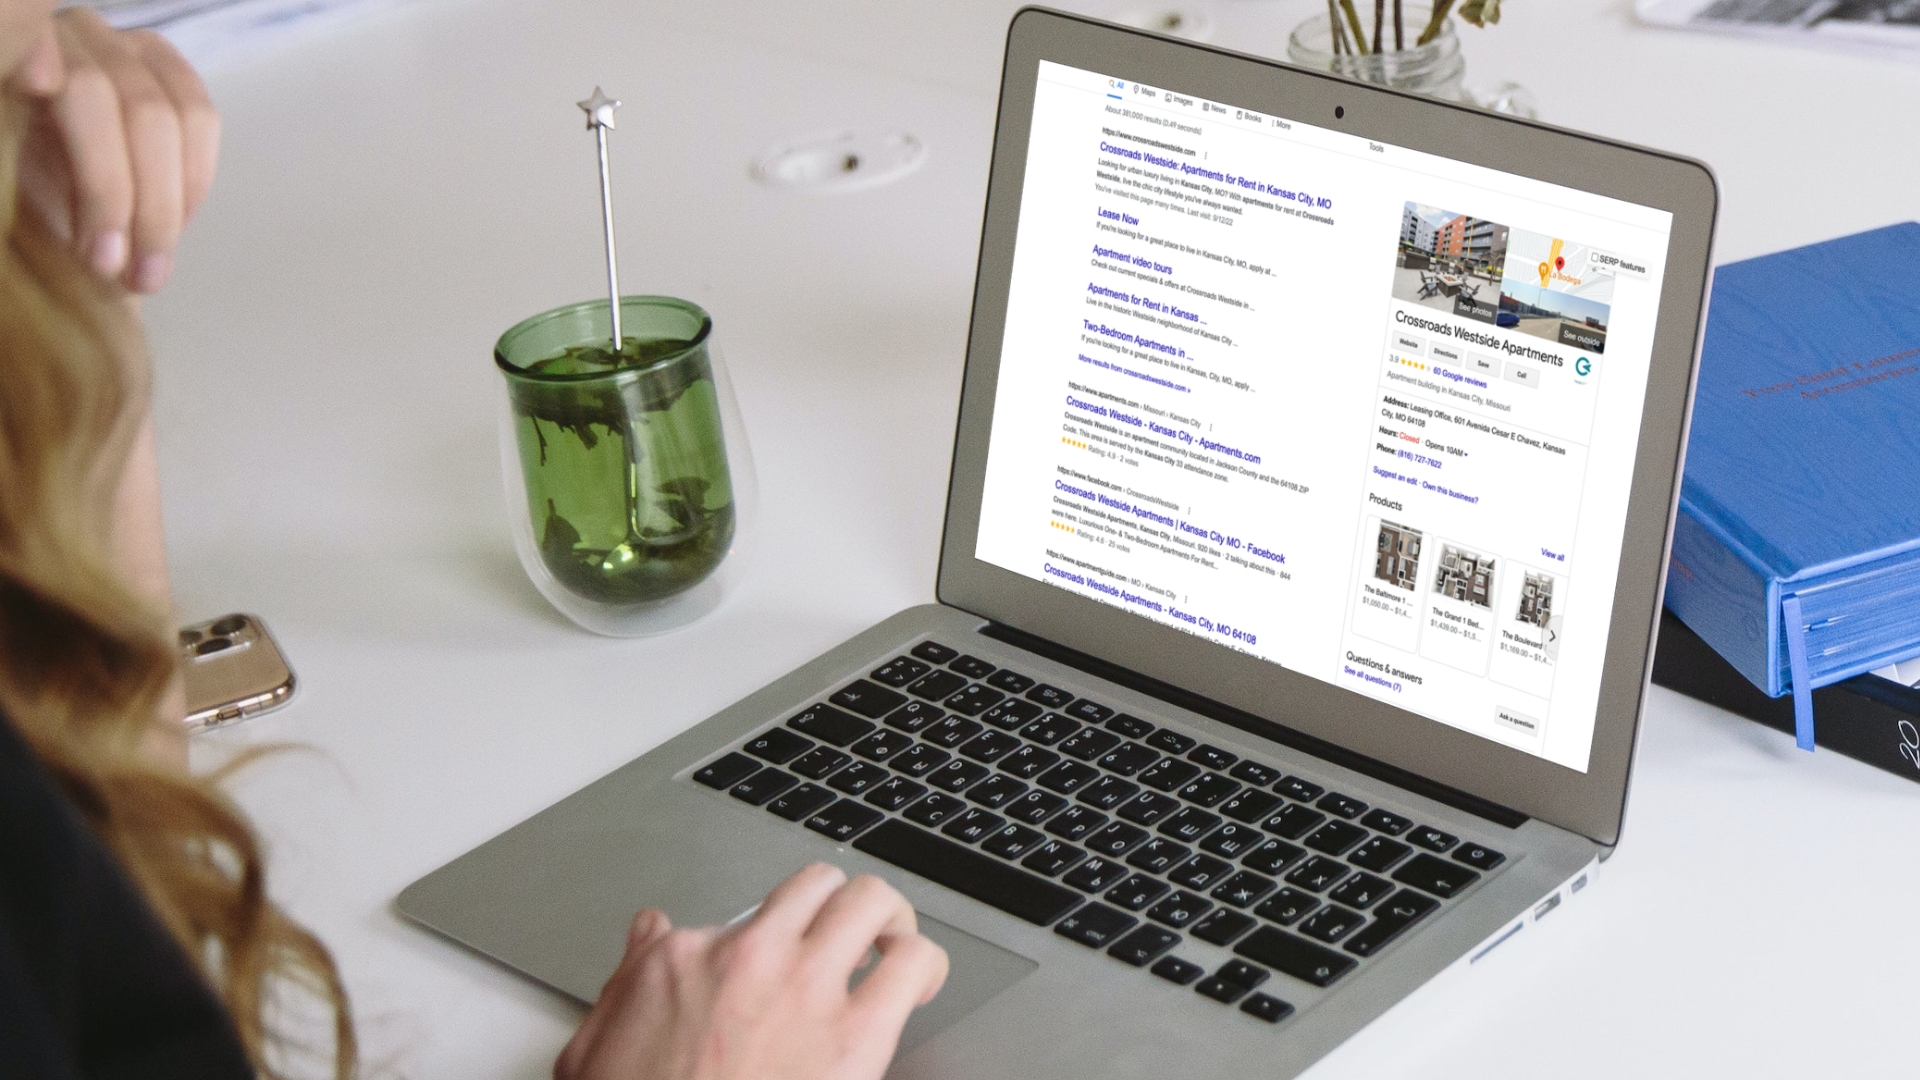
[1502,362,1540,390]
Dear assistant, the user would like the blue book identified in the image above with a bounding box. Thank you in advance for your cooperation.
[1666,222,1920,750]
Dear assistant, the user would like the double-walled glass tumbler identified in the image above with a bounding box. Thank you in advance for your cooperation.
[495,296,753,635]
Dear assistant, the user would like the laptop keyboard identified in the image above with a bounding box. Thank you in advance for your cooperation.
[690,639,1508,1026]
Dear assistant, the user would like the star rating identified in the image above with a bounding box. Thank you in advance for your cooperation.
[578,86,620,130]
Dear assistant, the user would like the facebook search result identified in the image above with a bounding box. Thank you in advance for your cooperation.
[975,62,1673,772]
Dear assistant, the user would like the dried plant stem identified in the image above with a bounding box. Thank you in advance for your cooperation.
[1394,0,1404,49]
[1373,0,1385,52]
[1337,0,1369,54]
[1327,0,1346,54]
[1417,0,1455,45]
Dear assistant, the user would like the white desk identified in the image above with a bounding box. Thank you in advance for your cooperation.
[151,1,1920,1075]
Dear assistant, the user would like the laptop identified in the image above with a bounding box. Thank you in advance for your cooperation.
[399,8,1717,1076]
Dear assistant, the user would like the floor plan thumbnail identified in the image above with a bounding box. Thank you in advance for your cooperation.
[1518,570,1554,627]
[1434,545,1495,607]
[1375,521,1423,591]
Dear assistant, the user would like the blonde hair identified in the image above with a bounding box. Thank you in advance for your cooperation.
[0,91,354,1078]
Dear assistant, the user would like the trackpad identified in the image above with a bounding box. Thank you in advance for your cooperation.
[877,915,1037,1058]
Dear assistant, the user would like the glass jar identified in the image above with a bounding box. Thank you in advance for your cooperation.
[1286,8,1536,118]
[495,296,755,636]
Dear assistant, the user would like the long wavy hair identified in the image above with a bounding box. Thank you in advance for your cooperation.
[0,90,354,1078]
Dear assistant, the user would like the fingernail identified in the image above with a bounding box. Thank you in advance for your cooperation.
[90,231,127,277]
[134,252,173,293]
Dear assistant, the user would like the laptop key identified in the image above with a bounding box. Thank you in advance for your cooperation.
[1044,805,1108,842]
[942,809,1005,845]
[1241,992,1294,1024]
[730,767,799,806]
[1221,787,1282,818]
[1286,856,1349,893]
[1107,925,1181,967]
[1167,854,1233,891]
[790,746,851,780]
[1253,888,1319,926]
[827,761,890,796]
[693,752,760,790]
[767,782,835,822]
[906,670,967,702]
[1127,837,1191,875]
[1217,959,1270,991]
[949,655,996,680]
[1260,803,1326,840]
[1348,837,1413,873]
[1228,760,1281,787]
[743,728,812,765]
[1343,890,1439,958]
[1116,791,1179,825]
[1094,742,1159,777]
[943,684,1005,717]
[901,792,966,828]
[1234,927,1357,988]
[890,743,949,778]
[1304,820,1368,856]
[853,819,1081,925]
[1158,807,1223,843]
[1452,843,1506,870]
[1151,956,1204,985]
[999,744,1059,780]
[1200,823,1262,860]
[1241,839,1307,876]
[1392,853,1480,898]
[884,700,944,734]
[805,799,885,842]
[870,656,930,688]
[1054,903,1135,947]
[910,641,959,664]
[1138,758,1201,793]
[1057,727,1122,762]
[1211,871,1278,908]
[966,774,1028,809]
[1188,744,1238,770]
[1077,775,1139,811]
[1084,821,1150,857]
[1063,856,1131,893]
[851,730,913,763]
[1360,809,1414,836]
[1105,874,1170,911]
[1275,777,1324,802]
[1007,790,1069,824]
[787,704,874,747]
[1409,826,1459,853]
[1065,698,1114,724]
[924,716,983,749]
[864,777,929,813]
[980,698,1042,731]
[1191,909,1257,946]
[958,730,1021,764]
[986,668,1035,694]
[1036,761,1100,795]
[1145,729,1197,755]
[1106,713,1154,739]
[1328,871,1394,909]
[927,759,989,793]
[1026,684,1074,709]
[1146,890,1211,929]
[1177,772,1240,808]
[1299,904,1366,943]
[1021,840,1086,877]
[981,824,1047,860]
[1316,792,1368,819]
[1195,977,1249,1004]
[1021,712,1080,746]
[831,680,908,720]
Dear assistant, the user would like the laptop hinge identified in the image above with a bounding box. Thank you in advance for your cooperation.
[979,622,1530,830]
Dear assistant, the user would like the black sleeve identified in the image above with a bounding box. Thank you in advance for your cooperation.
[0,714,254,1080]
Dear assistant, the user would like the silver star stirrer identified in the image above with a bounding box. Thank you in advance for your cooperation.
[578,87,623,352]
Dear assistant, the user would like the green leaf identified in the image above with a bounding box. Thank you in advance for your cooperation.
[1458,0,1502,27]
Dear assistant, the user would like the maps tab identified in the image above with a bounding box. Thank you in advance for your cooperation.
[1393,331,1426,356]
[1503,362,1540,389]
[1494,707,1540,734]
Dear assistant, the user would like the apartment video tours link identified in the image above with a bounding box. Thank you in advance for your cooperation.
[975,62,1673,772]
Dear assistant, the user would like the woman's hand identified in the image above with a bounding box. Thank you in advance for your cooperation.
[556,863,950,1080]
[9,7,219,293]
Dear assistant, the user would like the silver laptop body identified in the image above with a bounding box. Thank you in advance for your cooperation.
[400,10,1718,1077]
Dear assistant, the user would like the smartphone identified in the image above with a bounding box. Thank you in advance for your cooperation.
[179,613,297,731]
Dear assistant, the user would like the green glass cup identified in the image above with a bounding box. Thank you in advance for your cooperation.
[495,296,750,635]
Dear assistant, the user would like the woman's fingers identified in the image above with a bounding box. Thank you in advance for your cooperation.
[130,29,218,227]
[847,931,950,1031]
[745,862,850,942]
[49,13,135,278]
[803,873,919,976]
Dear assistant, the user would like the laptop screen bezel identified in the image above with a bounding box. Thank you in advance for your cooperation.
[934,7,1717,847]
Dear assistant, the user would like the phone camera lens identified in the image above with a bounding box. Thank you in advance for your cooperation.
[1335,105,1345,119]
[211,615,248,635]
[195,637,234,656]
[179,629,203,647]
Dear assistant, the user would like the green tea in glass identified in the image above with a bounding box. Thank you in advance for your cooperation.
[496,296,746,635]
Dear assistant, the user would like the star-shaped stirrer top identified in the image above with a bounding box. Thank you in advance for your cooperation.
[579,87,623,350]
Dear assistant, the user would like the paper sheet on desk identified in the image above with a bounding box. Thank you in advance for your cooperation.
[1636,0,1920,61]
[1874,657,1920,688]
[64,0,407,66]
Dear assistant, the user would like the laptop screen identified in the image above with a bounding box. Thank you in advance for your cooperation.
[974,60,1675,774]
